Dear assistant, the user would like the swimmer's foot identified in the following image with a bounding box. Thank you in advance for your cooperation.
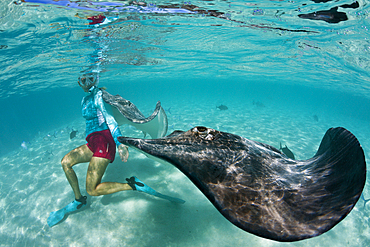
[47,196,87,227]
[126,176,185,204]
[72,196,88,210]
[126,176,156,195]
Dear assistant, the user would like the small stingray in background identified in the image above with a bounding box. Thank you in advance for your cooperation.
[298,7,347,23]
[298,1,359,24]
[313,115,319,122]
[70,129,78,140]
[280,143,295,159]
[216,104,228,110]
[252,100,265,108]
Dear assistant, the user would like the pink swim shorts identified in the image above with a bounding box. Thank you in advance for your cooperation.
[86,129,116,162]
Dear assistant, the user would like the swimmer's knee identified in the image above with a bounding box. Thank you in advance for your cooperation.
[61,155,72,171]
[86,190,97,196]
[86,186,100,196]
[86,180,100,196]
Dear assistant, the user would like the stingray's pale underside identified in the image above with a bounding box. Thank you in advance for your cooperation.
[102,90,167,139]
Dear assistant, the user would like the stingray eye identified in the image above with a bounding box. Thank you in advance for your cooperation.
[195,126,207,133]
[192,127,217,141]
[192,126,208,135]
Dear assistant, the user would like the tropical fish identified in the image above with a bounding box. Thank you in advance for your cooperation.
[280,142,295,159]
[70,129,78,140]
[216,104,228,110]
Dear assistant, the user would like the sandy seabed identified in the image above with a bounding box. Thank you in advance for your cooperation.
[1,99,369,247]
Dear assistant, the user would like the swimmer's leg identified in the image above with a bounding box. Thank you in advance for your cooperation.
[85,156,132,196]
[61,144,93,200]
[48,145,93,227]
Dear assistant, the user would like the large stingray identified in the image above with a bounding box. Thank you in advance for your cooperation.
[101,90,167,139]
[118,126,366,242]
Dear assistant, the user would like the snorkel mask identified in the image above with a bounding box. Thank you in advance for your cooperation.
[78,72,99,91]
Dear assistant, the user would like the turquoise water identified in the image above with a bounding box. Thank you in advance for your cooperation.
[1,0,370,246]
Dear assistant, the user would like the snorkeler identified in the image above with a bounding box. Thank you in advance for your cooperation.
[75,13,113,26]
[47,72,183,227]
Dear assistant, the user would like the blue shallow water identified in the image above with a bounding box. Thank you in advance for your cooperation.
[1,0,370,246]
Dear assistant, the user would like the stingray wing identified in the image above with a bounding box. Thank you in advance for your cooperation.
[215,127,366,241]
[102,90,168,139]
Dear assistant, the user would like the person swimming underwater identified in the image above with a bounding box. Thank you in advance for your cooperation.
[47,72,181,227]
[61,73,131,204]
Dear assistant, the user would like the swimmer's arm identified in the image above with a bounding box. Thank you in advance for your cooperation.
[74,13,89,25]
[94,90,122,148]
[75,13,85,19]
[95,90,129,162]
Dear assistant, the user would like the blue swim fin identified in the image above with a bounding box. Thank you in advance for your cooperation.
[47,196,87,227]
[126,176,185,204]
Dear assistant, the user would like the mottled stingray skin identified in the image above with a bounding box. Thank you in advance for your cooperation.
[118,127,366,242]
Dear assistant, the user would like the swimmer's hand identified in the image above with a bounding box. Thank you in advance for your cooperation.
[118,144,129,162]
